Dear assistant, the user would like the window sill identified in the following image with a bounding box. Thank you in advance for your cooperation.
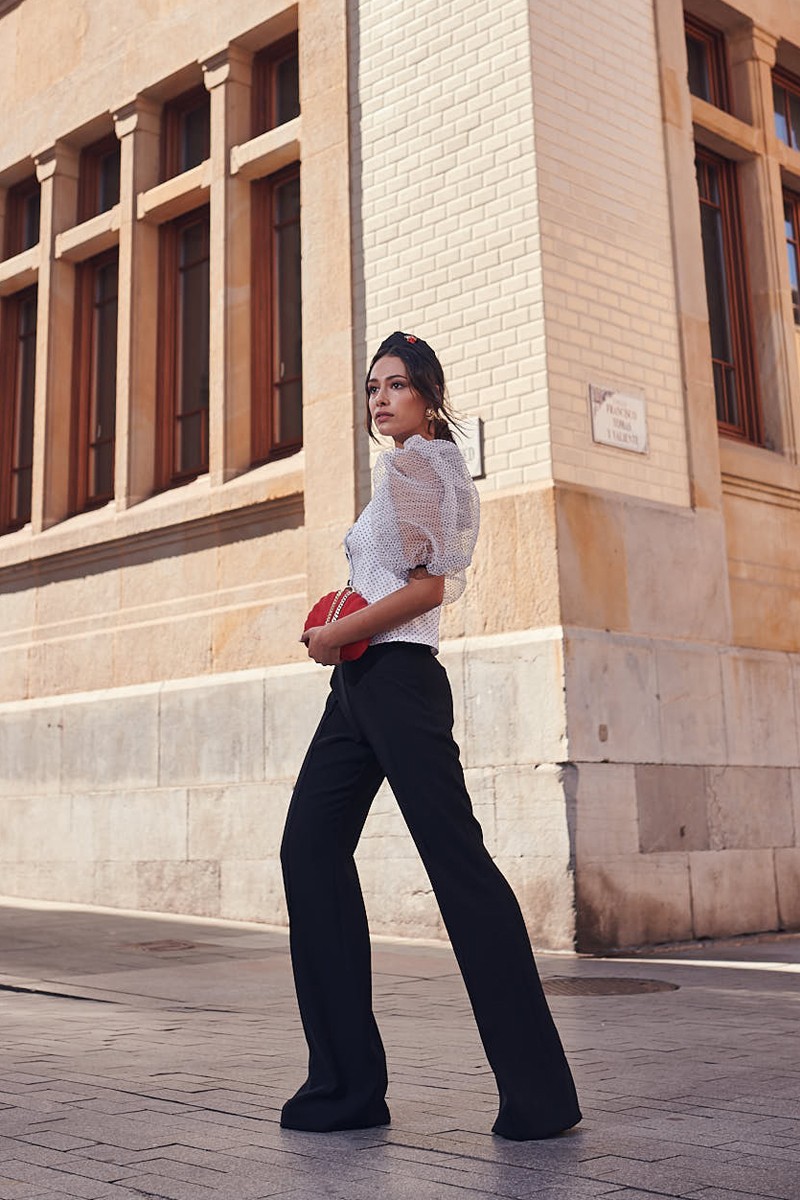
[137,160,211,224]
[0,450,304,575]
[691,95,761,161]
[230,116,301,181]
[719,436,800,508]
[0,243,38,297]
[55,205,121,263]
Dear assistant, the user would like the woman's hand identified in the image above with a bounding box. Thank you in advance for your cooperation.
[301,624,342,666]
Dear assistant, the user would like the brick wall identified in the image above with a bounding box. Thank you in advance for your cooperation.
[530,0,691,505]
[352,0,551,491]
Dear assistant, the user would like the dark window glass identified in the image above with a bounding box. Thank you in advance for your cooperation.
[13,292,37,524]
[98,146,121,213]
[71,251,118,511]
[157,209,210,486]
[89,257,118,501]
[21,192,40,251]
[695,152,760,441]
[175,217,210,475]
[784,194,800,325]
[1,288,38,530]
[79,138,121,223]
[3,179,40,259]
[251,165,302,463]
[162,89,210,181]
[773,76,800,151]
[774,81,790,144]
[273,174,302,447]
[684,17,729,111]
[253,34,300,136]
[686,33,711,103]
[181,101,210,173]
[275,52,300,126]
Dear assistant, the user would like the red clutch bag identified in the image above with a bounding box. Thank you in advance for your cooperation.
[304,586,370,661]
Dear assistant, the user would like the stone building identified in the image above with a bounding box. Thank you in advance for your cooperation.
[1,0,799,951]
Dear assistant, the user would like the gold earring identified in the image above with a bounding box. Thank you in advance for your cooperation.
[425,408,437,421]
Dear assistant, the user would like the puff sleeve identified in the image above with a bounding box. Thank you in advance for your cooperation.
[371,435,480,604]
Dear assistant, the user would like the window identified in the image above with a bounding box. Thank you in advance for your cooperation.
[783,192,800,325]
[252,166,302,463]
[78,136,121,223]
[162,87,210,180]
[3,177,40,260]
[0,287,37,531]
[773,72,800,151]
[684,15,729,110]
[157,207,210,485]
[253,34,300,137]
[71,250,118,511]
[695,150,760,442]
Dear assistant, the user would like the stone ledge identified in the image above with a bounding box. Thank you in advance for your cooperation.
[0,243,38,295]
[137,161,211,223]
[230,117,301,180]
[55,206,120,262]
[0,456,304,580]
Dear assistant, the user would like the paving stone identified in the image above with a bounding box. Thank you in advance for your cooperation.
[1,907,800,1200]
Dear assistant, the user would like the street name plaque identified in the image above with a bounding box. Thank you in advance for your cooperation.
[589,385,648,455]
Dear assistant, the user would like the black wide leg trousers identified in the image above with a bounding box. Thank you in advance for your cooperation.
[279,643,581,1140]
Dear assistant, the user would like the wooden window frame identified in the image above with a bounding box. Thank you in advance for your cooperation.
[252,33,300,137]
[696,147,761,444]
[78,135,121,224]
[156,205,211,488]
[70,248,119,513]
[684,13,730,112]
[251,163,302,465]
[0,286,38,533]
[773,69,800,152]
[161,86,211,182]
[3,176,40,260]
[784,190,800,325]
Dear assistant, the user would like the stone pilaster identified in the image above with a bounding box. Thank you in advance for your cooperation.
[729,25,799,459]
[31,142,79,532]
[202,45,253,485]
[652,0,725,513]
[113,97,161,509]
[300,0,358,599]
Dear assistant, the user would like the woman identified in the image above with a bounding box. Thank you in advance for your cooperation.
[280,331,581,1141]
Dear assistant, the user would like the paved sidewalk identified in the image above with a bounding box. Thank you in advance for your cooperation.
[0,901,798,1200]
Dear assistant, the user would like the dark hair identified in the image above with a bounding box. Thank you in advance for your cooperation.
[364,331,460,443]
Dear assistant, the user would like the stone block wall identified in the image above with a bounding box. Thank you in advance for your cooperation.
[0,631,578,950]
[568,627,800,950]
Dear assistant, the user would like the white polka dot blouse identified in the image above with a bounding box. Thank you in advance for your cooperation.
[344,435,480,653]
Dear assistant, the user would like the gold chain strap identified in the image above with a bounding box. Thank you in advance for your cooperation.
[325,587,353,624]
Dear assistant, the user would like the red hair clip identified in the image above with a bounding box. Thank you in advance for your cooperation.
[404,334,417,344]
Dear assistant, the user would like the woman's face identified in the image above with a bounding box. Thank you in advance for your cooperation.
[367,355,432,448]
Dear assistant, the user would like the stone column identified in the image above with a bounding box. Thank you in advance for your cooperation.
[300,0,359,598]
[113,97,161,510]
[729,25,800,459]
[203,46,253,485]
[652,0,725,512]
[31,142,79,533]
